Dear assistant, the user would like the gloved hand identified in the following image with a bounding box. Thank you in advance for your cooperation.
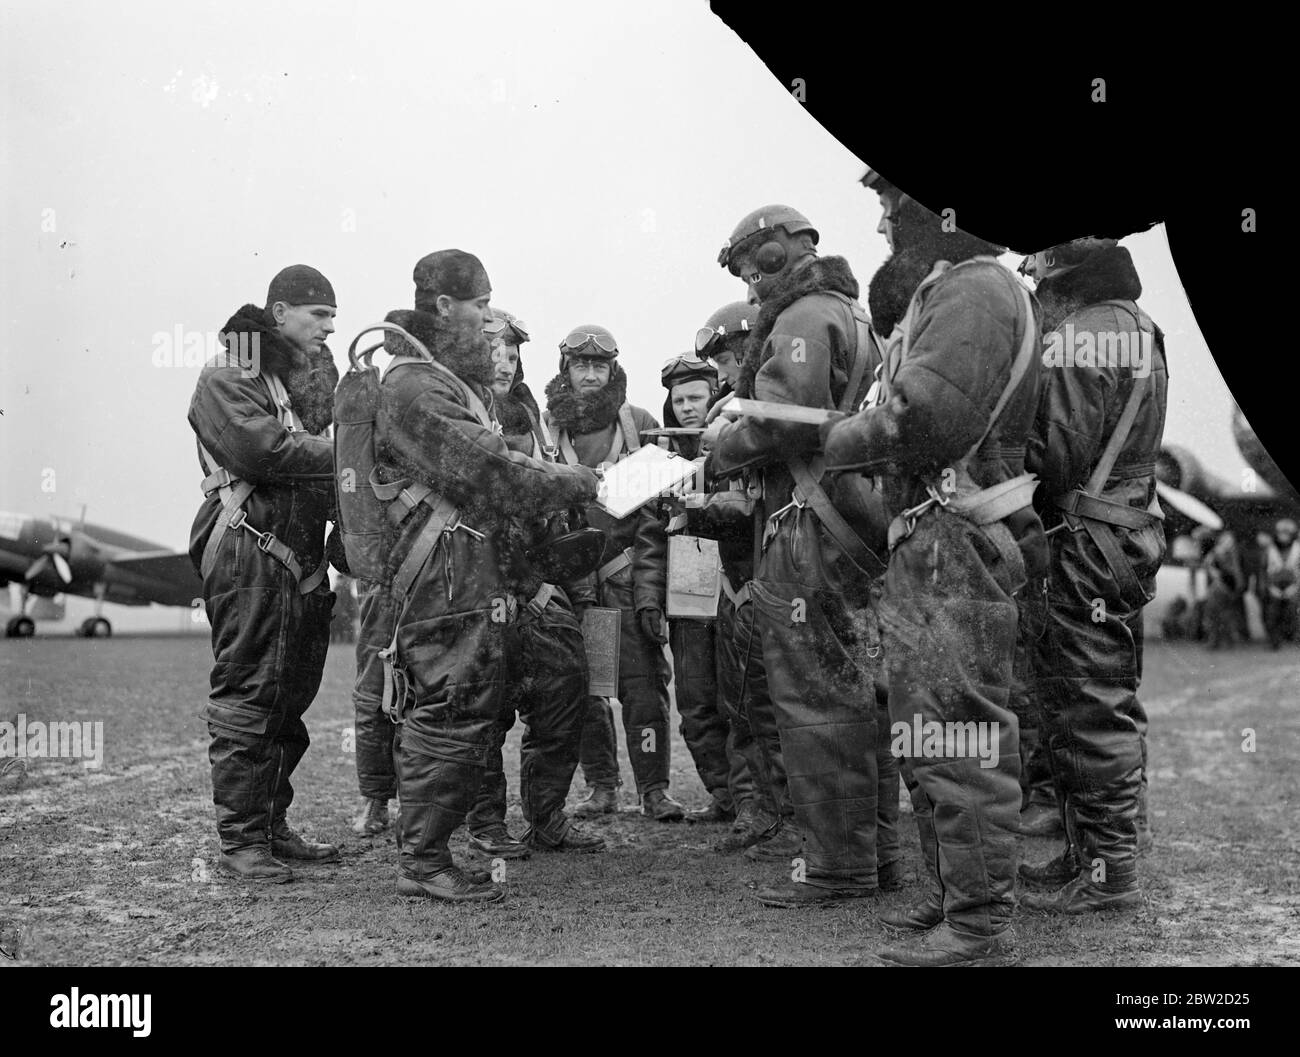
[573,464,602,503]
[638,607,668,644]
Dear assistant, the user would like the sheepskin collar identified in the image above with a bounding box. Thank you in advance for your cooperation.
[544,363,629,435]
[736,256,859,398]
[382,308,495,389]
[1036,246,1144,332]
[218,304,336,435]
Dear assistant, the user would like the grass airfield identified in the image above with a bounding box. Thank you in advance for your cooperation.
[1,635,1297,967]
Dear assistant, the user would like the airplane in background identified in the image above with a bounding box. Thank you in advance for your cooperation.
[1155,405,1300,545]
[0,510,202,638]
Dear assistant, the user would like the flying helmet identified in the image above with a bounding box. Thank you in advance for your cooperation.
[717,205,819,277]
[695,300,760,358]
[1018,237,1119,282]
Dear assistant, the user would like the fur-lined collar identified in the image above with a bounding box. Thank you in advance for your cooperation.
[1036,246,1144,331]
[544,363,629,435]
[218,304,336,435]
[382,308,495,390]
[736,256,859,398]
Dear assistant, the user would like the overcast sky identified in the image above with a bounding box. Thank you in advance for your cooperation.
[1,0,1243,629]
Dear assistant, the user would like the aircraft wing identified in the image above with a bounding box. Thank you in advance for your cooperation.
[103,551,203,608]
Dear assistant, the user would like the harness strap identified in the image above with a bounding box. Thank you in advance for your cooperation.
[775,297,883,577]
[719,572,751,609]
[618,403,641,452]
[597,547,634,583]
[367,467,434,527]
[196,374,326,593]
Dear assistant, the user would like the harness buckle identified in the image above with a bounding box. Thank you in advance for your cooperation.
[228,508,252,535]
[255,530,279,554]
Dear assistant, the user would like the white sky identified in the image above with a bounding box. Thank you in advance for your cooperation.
[0,0,1240,629]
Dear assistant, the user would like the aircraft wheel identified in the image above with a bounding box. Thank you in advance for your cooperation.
[5,616,36,638]
[87,617,112,638]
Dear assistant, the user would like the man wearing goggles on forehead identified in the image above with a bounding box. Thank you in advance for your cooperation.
[456,307,607,858]
[543,325,687,823]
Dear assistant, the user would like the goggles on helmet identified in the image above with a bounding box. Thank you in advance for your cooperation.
[661,353,717,387]
[484,316,530,344]
[695,319,751,356]
[560,329,618,356]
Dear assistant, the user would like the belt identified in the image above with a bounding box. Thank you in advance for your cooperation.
[597,547,634,583]
[1052,490,1159,530]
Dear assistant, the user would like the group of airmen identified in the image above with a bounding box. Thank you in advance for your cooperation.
[188,167,1170,965]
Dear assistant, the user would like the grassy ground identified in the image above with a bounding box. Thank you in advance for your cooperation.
[1,634,1297,966]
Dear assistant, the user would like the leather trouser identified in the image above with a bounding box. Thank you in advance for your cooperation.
[466,590,588,836]
[877,510,1023,935]
[717,589,788,821]
[1032,513,1163,888]
[393,527,505,879]
[201,528,334,853]
[669,617,735,809]
[352,579,398,801]
[750,506,880,886]
[576,571,672,796]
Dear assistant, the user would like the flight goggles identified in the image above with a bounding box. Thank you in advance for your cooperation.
[695,319,751,355]
[661,353,717,387]
[484,317,530,344]
[560,330,619,356]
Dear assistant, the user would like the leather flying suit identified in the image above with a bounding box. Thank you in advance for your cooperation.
[708,256,885,888]
[189,307,337,854]
[375,331,596,879]
[1026,284,1168,888]
[823,257,1044,933]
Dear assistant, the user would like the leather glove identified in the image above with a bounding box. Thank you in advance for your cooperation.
[638,607,668,644]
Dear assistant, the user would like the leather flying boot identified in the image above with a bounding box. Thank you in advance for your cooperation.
[877,923,1017,967]
[271,825,341,862]
[715,806,779,853]
[686,793,735,824]
[523,817,606,853]
[1018,846,1080,889]
[218,845,294,884]
[1019,874,1142,914]
[744,821,803,862]
[755,878,878,909]
[572,785,619,817]
[396,866,505,903]
[468,823,532,860]
[353,797,390,836]
[880,889,944,933]
[642,788,686,822]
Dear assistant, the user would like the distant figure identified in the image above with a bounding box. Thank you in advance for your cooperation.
[1161,596,1191,641]
[330,576,359,643]
[1201,531,1246,649]
[1260,519,1300,648]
